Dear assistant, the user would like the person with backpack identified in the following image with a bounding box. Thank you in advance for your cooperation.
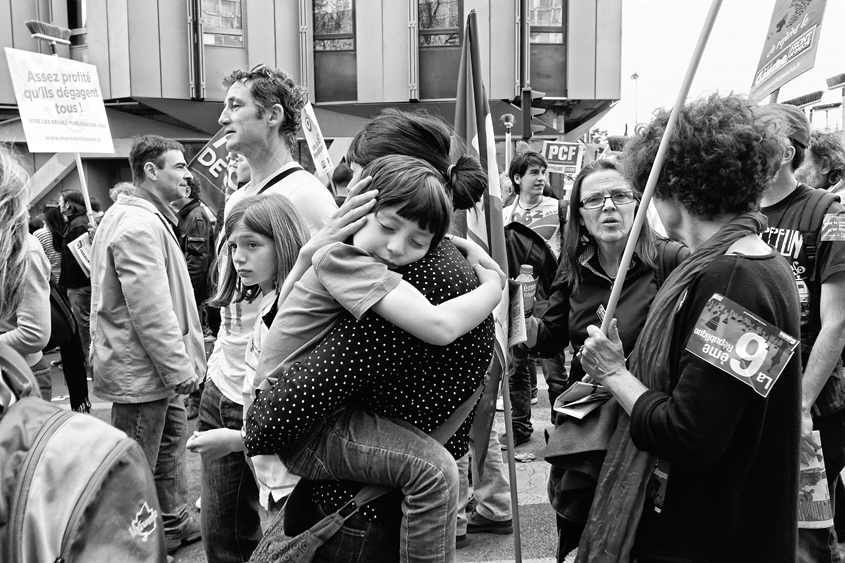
[759,104,845,563]
[523,158,689,558]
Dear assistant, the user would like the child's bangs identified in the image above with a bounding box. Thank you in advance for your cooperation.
[377,175,452,242]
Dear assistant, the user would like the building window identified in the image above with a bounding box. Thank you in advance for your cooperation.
[530,0,563,44]
[314,0,355,52]
[419,0,461,47]
[202,0,244,47]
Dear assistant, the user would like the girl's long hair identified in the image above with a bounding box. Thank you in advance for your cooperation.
[208,194,309,307]
[0,146,30,322]
[41,204,65,253]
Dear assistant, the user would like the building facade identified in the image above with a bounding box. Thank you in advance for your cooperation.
[0,0,621,207]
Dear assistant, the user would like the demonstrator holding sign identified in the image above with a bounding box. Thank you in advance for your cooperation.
[577,94,802,563]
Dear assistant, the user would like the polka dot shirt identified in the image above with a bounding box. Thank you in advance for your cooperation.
[244,239,495,525]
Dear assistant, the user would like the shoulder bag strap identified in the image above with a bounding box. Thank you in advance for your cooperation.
[256,165,303,195]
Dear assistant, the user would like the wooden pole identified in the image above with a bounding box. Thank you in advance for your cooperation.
[600,0,724,334]
[499,370,523,562]
[74,152,97,230]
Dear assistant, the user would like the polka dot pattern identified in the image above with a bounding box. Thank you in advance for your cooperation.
[244,240,495,524]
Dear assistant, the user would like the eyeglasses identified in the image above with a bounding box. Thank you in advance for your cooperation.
[579,192,636,209]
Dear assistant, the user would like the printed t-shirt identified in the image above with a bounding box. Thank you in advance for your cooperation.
[503,196,561,258]
[761,183,845,416]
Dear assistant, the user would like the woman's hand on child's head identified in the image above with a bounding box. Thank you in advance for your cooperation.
[186,429,245,460]
[300,177,378,262]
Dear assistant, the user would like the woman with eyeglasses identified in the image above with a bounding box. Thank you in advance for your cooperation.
[523,158,688,559]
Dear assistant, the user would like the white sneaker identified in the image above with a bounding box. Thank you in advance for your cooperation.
[530,397,539,405]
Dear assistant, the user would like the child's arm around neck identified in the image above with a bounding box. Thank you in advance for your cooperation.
[371,261,504,346]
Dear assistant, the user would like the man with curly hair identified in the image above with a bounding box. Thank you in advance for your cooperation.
[198,66,336,563]
[797,130,845,196]
[760,104,845,563]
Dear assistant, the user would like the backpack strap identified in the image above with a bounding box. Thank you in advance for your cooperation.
[800,188,840,265]
[653,238,690,289]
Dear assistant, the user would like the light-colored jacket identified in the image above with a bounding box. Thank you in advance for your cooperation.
[90,190,206,403]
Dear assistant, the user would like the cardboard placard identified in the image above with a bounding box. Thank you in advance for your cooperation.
[4,47,113,154]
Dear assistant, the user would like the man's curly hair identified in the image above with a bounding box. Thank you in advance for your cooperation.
[223,67,306,150]
[808,130,845,186]
[623,93,786,220]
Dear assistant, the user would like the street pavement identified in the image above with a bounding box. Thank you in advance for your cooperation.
[44,349,562,562]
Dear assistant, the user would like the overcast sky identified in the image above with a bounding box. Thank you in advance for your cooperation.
[596,0,844,135]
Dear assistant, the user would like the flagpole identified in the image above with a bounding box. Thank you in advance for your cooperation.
[600,0,723,334]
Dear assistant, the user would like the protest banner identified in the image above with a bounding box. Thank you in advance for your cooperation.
[301,102,332,178]
[4,47,113,154]
[187,127,235,214]
[541,141,583,177]
[749,0,828,101]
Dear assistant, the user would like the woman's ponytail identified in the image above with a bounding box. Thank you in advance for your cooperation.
[445,154,486,211]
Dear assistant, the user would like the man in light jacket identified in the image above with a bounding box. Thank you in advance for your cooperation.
[90,134,206,555]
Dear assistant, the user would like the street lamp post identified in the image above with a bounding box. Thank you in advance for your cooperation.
[630,72,639,129]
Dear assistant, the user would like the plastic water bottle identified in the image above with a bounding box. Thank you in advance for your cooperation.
[516,264,536,316]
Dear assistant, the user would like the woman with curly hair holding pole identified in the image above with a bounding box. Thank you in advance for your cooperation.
[577,94,802,562]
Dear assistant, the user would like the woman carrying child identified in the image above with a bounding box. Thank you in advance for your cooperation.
[245,109,503,563]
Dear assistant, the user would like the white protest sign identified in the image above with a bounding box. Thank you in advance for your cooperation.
[301,101,332,177]
[4,47,113,154]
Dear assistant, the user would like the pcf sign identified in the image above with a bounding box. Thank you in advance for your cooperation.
[542,141,584,177]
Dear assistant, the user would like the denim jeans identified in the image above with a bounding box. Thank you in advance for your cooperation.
[456,427,512,535]
[30,357,51,401]
[111,393,189,532]
[66,285,91,363]
[285,405,459,563]
[508,345,533,441]
[198,379,262,563]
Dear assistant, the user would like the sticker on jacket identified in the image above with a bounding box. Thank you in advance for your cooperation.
[821,214,845,242]
[685,293,798,398]
[129,501,159,541]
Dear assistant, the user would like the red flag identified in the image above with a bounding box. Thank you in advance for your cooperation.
[453,10,508,477]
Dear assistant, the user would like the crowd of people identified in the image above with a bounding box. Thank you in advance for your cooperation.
[2,61,845,563]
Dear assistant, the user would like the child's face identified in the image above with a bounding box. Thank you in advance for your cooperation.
[228,222,276,295]
[352,206,434,269]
